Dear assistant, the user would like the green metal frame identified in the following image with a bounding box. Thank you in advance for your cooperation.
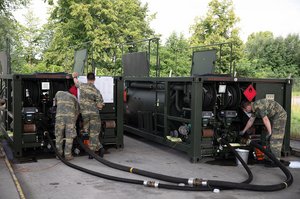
[124,76,293,162]
[0,74,124,158]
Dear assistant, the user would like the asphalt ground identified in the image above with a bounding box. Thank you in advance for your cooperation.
[1,135,300,199]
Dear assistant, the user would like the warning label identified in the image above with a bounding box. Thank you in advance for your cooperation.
[243,85,256,101]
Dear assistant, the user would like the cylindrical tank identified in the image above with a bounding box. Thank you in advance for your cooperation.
[125,83,165,128]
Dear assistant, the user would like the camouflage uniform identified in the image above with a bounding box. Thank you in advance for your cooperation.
[252,99,287,159]
[76,82,104,151]
[55,91,80,158]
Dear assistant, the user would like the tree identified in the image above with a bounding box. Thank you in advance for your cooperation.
[159,32,190,77]
[245,32,300,77]
[43,0,155,75]
[0,0,28,49]
[189,0,243,74]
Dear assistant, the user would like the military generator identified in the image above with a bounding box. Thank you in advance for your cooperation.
[122,42,292,162]
[0,73,123,158]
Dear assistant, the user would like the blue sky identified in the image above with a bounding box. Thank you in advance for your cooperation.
[14,0,300,42]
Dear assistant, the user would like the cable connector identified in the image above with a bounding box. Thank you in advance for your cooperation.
[143,181,159,188]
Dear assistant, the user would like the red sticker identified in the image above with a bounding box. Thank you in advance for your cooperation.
[243,84,256,101]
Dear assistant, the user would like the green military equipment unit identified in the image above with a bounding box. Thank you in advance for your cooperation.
[0,73,124,158]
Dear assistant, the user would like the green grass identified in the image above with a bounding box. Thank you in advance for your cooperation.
[291,104,300,140]
[292,91,300,97]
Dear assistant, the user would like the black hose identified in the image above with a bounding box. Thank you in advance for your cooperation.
[207,140,293,191]
[76,137,253,186]
[219,138,253,184]
[75,137,188,184]
[48,132,293,191]
[45,132,212,191]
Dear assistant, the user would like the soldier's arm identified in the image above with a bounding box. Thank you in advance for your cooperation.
[241,116,256,134]
[72,72,81,88]
[262,116,272,135]
[95,89,104,110]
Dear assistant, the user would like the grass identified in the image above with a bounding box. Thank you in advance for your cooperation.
[292,91,300,97]
[291,103,300,140]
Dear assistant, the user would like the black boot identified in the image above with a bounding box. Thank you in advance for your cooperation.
[88,155,93,159]
[99,147,105,158]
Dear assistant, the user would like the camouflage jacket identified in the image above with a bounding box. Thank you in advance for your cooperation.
[55,91,80,118]
[75,82,103,115]
[252,99,286,119]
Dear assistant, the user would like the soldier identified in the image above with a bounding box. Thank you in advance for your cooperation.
[55,90,80,161]
[72,72,105,158]
[240,99,287,166]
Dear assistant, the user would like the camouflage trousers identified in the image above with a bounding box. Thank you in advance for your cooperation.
[55,116,77,157]
[82,113,102,151]
[269,113,287,159]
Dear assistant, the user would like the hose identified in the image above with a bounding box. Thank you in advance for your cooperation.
[206,140,293,191]
[48,132,293,191]
[218,138,253,184]
[45,132,212,191]
[75,137,253,186]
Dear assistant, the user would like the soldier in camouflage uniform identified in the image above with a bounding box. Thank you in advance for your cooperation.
[72,72,105,158]
[55,91,80,161]
[240,99,287,161]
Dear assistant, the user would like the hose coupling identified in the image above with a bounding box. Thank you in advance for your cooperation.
[143,181,159,188]
[216,137,222,143]
[188,178,207,186]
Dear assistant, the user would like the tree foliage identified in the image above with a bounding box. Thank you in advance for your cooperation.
[43,0,155,74]
[189,0,243,74]
[159,32,190,77]
[244,32,300,78]
[1,0,29,50]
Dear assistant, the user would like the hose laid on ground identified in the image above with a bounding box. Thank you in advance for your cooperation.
[45,132,212,191]
[49,132,293,191]
[206,140,293,191]
[76,137,253,186]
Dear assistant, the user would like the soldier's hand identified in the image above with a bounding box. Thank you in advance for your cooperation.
[239,131,245,136]
[72,72,78,78]
[266,133,272,142]
[97,103,105,110]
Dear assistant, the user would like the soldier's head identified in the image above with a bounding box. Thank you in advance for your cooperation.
[241,100,252,113]
[87,72,95,84]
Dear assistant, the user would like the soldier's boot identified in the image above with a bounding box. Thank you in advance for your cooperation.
[65,155,74,161]
[99,147,105,158]
[56,151,63,160]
